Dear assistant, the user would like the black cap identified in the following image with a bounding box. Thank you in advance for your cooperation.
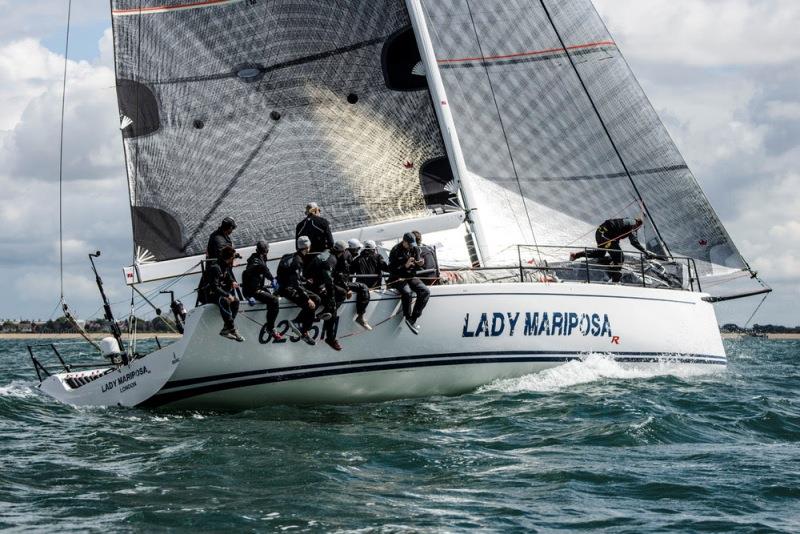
[402,232,416,244]
[256,240,269,254]
[221,216,236,230]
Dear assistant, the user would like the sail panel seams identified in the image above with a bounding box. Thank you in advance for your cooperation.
[419,0,746,274]
[113,0,451,261]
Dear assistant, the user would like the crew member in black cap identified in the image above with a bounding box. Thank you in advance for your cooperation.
[388,232,429,334]
[207,216,237,260]
[295,202,334,253]
[242,240,284,341]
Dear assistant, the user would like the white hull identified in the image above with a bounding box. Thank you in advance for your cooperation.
[40,282,726,409]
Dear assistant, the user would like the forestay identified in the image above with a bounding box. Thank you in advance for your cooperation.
[111,0,458,273]
[417,0,748,277]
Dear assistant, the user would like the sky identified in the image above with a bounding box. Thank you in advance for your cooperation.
[0,0,797,326]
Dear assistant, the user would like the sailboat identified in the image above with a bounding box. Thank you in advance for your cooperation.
[33,0,769,409]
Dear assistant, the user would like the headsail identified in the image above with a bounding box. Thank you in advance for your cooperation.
[111,0,461,277]
[415,0,748,277]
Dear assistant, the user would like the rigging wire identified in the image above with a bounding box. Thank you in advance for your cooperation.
[57,0,73,302]
[463,0,542,264]
[743,292,769,330]
[537,0,672,259]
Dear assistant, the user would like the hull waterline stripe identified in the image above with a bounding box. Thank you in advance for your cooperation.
[162,350,725,390]
[143,353,726,407]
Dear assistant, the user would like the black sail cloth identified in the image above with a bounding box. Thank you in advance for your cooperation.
[112,0,449,262]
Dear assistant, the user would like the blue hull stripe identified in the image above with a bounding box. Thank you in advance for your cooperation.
[142,352,726,408]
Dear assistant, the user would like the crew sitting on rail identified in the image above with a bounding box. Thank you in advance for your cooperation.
[351,240,389,290]
[198,245,244,342]
[207,216,237,260]
[569,217,666,283]
[242,240,284,342]
[388,232,430,335]
[332,240,372,332]
[276,236,322,346]
[412,230,439,286]
[303,243,342,351]
[346,238,362,259]
[295,202,334,253]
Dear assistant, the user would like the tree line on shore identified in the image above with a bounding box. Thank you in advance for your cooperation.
[720,323,800,334]
[1,316,174,334]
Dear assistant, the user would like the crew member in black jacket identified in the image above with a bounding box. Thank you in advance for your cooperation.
[351,240,389,289]
[206,216,237,260]
[388,232,429,334]
[242,240,283,341]
[412,230,439,286]
[332,240,372,332]
[295,202,334,253]
[570,217,666,283]
[276,236,321,345]
[304,244,342,350]
[198,245,244,342]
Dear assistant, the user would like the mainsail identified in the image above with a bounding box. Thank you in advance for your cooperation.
[416,0,748,277]
[111,0,461,276]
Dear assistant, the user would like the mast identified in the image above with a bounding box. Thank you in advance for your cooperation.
[406,0,487,265]
[538,0,672,257]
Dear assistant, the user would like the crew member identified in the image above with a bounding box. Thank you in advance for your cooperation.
[295,202,334,253]
[276,236,321,346]
[570,217,665,283]
[207,216,237,260]
[332,240,372,331]
[198,245,244,342]
[346,238,362,260]
[242,240,284,341]
[352,240,389,289]
[388,232,429,334]
[412,230,439,286]
[304,244,342,350]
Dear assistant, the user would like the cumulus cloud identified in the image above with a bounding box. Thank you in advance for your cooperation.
[1,1,798,327]
[0,32,131,320]
[595,0,800,324]
[594,0,800,66]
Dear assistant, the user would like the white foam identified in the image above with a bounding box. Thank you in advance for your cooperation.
[0,381,38,399]
[480,354,720,394]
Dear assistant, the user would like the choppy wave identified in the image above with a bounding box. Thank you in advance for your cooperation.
[0,338,798,532]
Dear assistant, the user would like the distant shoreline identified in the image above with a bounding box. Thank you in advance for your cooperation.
[720,333,800,340]
[0,333,182,340]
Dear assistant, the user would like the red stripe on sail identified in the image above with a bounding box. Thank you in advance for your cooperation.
[437,40,616,64]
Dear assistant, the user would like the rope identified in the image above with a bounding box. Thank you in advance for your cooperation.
[62,303,102,352]
[743,292,769,330]
[538,0,671,258]
[463,0,541,264]
[57,0,72,301]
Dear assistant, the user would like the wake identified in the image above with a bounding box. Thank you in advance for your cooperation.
[480,354,721,393]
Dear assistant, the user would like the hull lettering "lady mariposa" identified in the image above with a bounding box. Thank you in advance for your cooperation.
[100,365,151,393]
[462,312,612,338]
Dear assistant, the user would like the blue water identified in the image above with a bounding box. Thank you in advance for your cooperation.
[1,338,798,532]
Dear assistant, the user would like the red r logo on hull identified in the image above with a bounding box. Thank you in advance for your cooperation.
[611,336,620,345]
